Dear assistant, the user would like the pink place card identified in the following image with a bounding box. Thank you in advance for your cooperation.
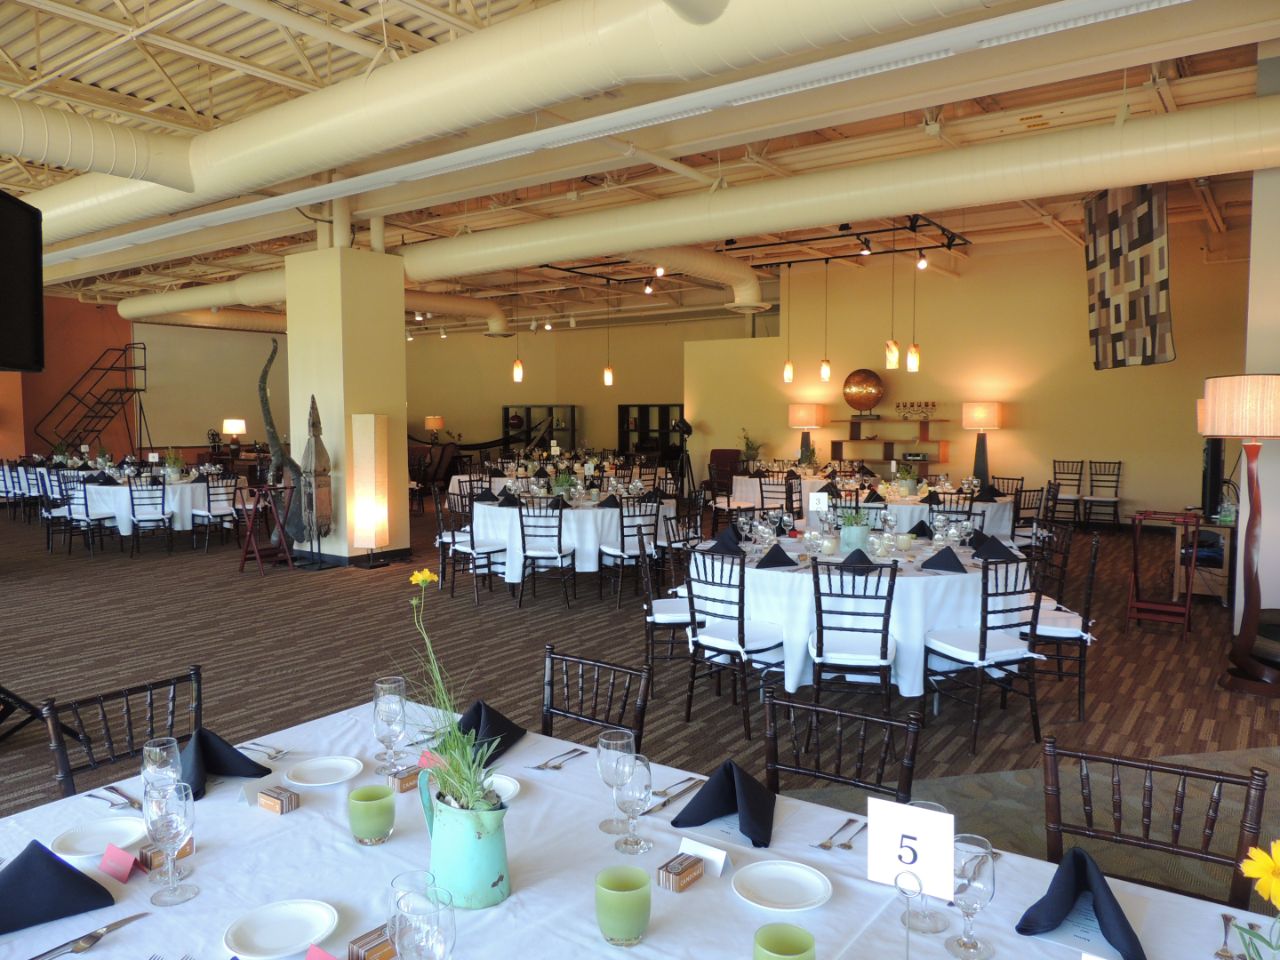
[305,946,339,960]
[99,843,145,882]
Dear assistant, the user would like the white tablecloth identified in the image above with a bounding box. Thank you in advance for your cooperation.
[36,469,222,536]
[0,704,1265,959]
[470,500,675,583]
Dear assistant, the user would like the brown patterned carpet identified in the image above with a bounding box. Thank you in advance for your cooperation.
[2,502,1275,831]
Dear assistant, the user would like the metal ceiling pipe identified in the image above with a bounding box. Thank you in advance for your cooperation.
[628,246,767,313]
[0,98,193,190]
[25,0,1002,243]
[218,0,384,59]
[404,292,509,337]
[397,95,1280,281]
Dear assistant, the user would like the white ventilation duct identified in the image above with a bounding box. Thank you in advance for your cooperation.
[628,246,766,313]
[218,0,384,59]
[0,99,193,191]
[661,0,730,25]
[404,292,509,337]
[116,271,285,318]
[397,94,1280,281]
[130,308,286,333]
[25,0,1003,243]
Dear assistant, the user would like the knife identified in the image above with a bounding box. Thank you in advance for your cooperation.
[642,778,702,815]
[26,912,149,960]
[103,786,141,811]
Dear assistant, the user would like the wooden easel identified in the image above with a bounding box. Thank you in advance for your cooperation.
[238,485,296,575]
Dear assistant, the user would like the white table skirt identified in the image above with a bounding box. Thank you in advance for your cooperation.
[36,470,221,536]
[0,703,1265,959]
[470,501,674,583]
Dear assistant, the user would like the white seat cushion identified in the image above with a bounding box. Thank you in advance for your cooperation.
[132,511,172,522]
[713,497,754,510]
[72,510,116,522]
[192,506,235,518]
[689,619,785,656]
[649,598,692,625]
[1082,495,1118,502]
[925,627,1034,666]
[806,630,895,666]
[1056,492,1080,501]
[525,547,573,559]
[1030,607,1085,639]
[454,540,506,554]
[600,543,652,559]
[44,506,69,518]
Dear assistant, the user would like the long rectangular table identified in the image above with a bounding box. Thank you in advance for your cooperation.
[0,705,1264,959]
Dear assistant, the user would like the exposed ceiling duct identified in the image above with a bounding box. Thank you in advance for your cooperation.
[661,0,731,25]
[130,308,286,333]
[218,0,385,59]
[26,0,1006,244]
[628,246,768,313]
[116,271,285,318]
[404,292,510,337]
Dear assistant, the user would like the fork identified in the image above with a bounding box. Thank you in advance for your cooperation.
[653,775,699,798]
[526,747,586,770]
[811,817,857,850]
[87,792,131,809]
[239,742,289,760]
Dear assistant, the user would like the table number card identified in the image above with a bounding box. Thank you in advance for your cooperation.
[584,463,595,477]
[147,452,160,463]
[865,797,953,900]
[677,836,730,877]
[808,492,830,515]
[99,843,145,882]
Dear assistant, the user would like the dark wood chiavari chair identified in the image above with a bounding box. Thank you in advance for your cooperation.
[1050,459,1084,522]
[542,644,652,752]
[60,470,121,557]
[810,558,899,717]
[127,475,174,557]
[1127,511,1199,639]
[1028,532,1100,722]
[636,530,700,697]
[190,477,242,552]
[598,497,660,608]
[442,489,506,605]
[41,665,203,797]
[928,491,977,530]
[1082,460,1123,524]
[1012,486,1044,545]
[764,688,922,801]
[991,475,1024,499]
[35,468,71,551]
[516,497,577,609]
[1041,737,1267,909]
[661,494,705,589]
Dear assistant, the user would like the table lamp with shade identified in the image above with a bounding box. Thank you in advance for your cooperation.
[1200,374,1280,696]
[424,415,445,443]
[222,418,246,458]
[788,403,829,462]
[961,402,1002,486]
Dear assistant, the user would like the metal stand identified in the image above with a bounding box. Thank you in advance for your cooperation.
[294,526,332,571]
[674,436,697,500]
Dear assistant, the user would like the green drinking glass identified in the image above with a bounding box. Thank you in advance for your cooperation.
[595,866,651,947]
[754,923,816,960]
[348,784,396,845]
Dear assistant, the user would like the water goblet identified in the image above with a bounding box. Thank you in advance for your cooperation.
[781,511,795,537]
[737,514,753,543]
[959,520,974,547]
[613,754,653,855]
[597,729,636,835]
[142,736,182,788]
[947,835,996,959]
[143,782,198,906]
[373,676,408,775]
[946,523,962,546]
[932,514,949,538]
[393,887,455,960]
[882,512,898,538]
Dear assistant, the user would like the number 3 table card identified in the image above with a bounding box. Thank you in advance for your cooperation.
[865,797,954,899]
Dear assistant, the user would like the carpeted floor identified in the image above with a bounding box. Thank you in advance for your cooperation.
[3,501,1277,872]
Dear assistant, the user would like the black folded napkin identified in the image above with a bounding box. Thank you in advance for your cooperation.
[489,468,504,477]
[498,493,521,508]
[586,479,601,491]
[967,528,990,550]
[786,470,799,480]
[0,841,114,935]
[921,546,966,574]
[918,491,942,506]
[858,465,877,477]
[639,489,662,503]
[1016,848,1146,960]
[750,469,765,478]
[704,525,745,556]
[180,727,271,800]
[909,520,933,538]
[458,700,526,764]
[533,466,549,479]
[974,537,1017,562]
[545,495,566,510]
[190,474,207,485]
[975,483,1000,502]
[818,482,840,496]
[90,472,118,485]
[475,489,499,502]
[861,489,884,503]
[598,494,620,509]
[756,543,797,568]
[826,470,838,480]
[839,548,877,572]
[672,760,775,847]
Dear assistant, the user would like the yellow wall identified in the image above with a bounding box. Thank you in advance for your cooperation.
[686,225,1249,514]
[407,316,745,451]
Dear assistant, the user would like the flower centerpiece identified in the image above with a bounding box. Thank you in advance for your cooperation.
[741,427,764,464]
[839,508,871,552]
[409,569,511,909]
[896,462,919,496]
[1237,842,1280,959]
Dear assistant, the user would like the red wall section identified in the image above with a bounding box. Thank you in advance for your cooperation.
[20,298,135,456]
[0,372,24,458]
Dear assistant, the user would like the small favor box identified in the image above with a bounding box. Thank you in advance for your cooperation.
[657,852,704,893]
[139,836,194,871]
[258,785,301,814]
[348,924,395,960]
[388,765,419,793]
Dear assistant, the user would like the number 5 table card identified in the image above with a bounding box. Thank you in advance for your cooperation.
[865,797,954,900]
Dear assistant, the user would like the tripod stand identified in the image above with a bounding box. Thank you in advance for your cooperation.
[674,434,697,500]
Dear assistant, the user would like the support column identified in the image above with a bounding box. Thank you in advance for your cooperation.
[286,246,408,562]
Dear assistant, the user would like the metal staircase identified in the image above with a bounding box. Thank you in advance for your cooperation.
[33,342,153,454]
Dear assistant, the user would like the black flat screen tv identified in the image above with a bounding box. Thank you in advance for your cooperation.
[0,192,43,372]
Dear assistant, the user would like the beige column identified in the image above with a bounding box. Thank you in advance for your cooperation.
[285,246,408,561]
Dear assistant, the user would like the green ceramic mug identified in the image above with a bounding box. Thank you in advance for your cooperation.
[348,784,396,845]
[754,923,816,960]
[595,866,650,947]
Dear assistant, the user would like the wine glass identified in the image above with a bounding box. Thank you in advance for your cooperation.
[781,511,795,537]
[373,676,407,775]
[931,514,949,539]
[142,737,181,787]
[959,520,974,547]
[393,887,455,960]
[736,514,752,543]
[613,754,653,855]
[882,512,898,538]
[143,782,197,906]
[947,835,996,959]
[597,729,636,835]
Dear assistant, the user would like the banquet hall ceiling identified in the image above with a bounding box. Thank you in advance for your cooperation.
[0,0,1276,330]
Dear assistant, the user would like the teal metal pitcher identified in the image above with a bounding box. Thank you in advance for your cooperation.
[419,772,511,909]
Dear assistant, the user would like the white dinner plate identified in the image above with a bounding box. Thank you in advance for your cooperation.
[283,755,363,787]
[486,773,520,803]
[731,860,833,912]
[223,899,339,960]
[51,816,147,861]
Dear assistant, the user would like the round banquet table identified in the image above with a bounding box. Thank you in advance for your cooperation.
[471,499,676,583]
[449,466,667,497]
[36,470,232,536]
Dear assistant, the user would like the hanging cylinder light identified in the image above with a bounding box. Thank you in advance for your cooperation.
[906,263,921,373]
[885,228,899,369]
[819,259,832,383]
[603,280,615,387]
[782,264,794,384]
[512,268,523,382]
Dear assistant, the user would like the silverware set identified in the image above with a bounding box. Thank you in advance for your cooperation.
[25,911,148,960]
[525,747,587,770]
[811,817,862,851]
[237,741,290,761]
[652,775,699,798]
[102,786,141,810]
[86,792,131,810]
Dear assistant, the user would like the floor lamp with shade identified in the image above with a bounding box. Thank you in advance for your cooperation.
[961,402,1002,485]
[1201,374,1280,696]
[423,415,445,443]
[352,413,390,569]
[788,403,829,462]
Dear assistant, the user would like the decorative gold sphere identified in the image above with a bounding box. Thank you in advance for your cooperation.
[842,368,885,412]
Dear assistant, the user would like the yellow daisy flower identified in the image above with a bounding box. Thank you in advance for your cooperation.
[409,569,439,587]
[1241,840,1280,908]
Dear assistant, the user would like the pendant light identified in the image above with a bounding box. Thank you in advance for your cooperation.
[819,259,831,382]
[906,262,921,373]
[885,228,900,369]
[512,268,524,383]
[603,279,615,387]
[782,264,794,384]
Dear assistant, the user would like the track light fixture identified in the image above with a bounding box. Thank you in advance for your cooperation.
[858,238,871,256]
[644,279,654,295]
[406,331,414,342]
[544,320,552,331]
[414,311,423,322]
[654,266,665,277]
[916,250,928,270]
[439,327,447,339]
